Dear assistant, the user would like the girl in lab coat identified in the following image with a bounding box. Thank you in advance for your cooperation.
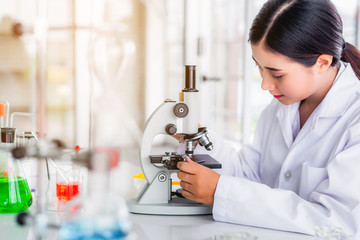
[177,0,360,237]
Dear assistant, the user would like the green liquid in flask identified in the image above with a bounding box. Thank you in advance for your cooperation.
[0,176,32,213]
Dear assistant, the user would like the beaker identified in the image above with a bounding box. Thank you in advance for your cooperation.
[0,128,32,214]
[16,131,37,147]
[56,162,83,202]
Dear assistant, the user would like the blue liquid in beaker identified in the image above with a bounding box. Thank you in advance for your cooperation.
[60,218,130,240]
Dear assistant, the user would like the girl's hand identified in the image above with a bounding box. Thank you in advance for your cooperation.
[177,156,220,206]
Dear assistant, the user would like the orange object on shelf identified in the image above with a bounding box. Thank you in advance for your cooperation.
[0,104,5,117]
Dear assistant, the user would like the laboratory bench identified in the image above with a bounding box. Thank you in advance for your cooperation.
[0,154,317,240]
[0,208,317,240]
[130,213,316,240]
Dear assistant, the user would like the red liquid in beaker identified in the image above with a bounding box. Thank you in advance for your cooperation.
[56,182,80,201]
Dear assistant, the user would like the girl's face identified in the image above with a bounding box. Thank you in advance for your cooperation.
[251,41,322,105]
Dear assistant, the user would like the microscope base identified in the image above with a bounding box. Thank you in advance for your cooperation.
[127,198,212,215]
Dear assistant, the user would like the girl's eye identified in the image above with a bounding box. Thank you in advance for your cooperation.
[273,75,283,79]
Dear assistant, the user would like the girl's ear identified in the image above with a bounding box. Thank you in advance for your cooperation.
[315,54,333,74]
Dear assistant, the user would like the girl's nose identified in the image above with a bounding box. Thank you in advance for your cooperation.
[261,74,276,91]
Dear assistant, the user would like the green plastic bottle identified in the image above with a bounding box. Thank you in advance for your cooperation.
[0,128,32,214]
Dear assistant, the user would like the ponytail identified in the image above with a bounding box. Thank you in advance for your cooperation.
[341,42,360,80]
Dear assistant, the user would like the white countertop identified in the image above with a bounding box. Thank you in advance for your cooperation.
[130,213,315,240]
[0,209,316,240]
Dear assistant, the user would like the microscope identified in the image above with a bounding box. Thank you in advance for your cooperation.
[128,65,221,215]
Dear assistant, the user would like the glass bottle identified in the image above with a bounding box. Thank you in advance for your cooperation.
[0,127,32,213]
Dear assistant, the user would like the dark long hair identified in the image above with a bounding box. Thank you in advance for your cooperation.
[249,0,360,79]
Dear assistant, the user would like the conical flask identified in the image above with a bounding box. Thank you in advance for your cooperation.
[0,127,32,213]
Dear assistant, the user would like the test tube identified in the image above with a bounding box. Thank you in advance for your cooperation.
[0,100,10,128]
[0,104,5,128]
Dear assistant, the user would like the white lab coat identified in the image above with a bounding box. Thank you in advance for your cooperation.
[191,61,360,237]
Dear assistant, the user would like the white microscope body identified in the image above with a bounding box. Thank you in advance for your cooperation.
[128,65,221,215]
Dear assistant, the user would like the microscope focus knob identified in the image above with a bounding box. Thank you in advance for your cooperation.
[165,124,177,135]
[174,103,189,118]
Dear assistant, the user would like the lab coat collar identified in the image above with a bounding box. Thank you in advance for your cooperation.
[318,62,360,118]
[276,61,360,147]
[276,101,300,147]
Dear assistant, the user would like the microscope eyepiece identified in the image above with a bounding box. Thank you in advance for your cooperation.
[183,65,199,92]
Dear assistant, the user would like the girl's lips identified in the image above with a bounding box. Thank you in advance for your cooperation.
[273,95,284,99]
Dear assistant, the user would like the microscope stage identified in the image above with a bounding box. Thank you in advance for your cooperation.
[193,154,221,169]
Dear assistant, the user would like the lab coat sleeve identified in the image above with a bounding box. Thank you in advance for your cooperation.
[212,122,360,237]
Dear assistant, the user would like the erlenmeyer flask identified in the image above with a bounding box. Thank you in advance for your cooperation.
[0,127,32,213]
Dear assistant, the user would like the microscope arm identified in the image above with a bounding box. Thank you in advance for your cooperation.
[140,100,180,184]
[138,100,183,204]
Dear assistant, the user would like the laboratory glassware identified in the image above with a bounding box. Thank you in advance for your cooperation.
[46,157,85,212]
[59,7,140,238]
[0,127,32,213]
[17,131,37,147]
[55,162,83,202]
[59,149,131,240]
[0,100,9,128]
[0,104,5,128]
